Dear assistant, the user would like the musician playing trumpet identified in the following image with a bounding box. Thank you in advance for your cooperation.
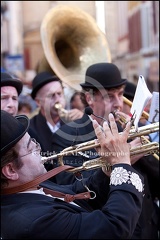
[28,71,84,158]
[1,110,144,239]
[52,63,159,239]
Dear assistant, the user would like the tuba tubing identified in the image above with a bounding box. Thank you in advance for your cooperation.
[123,96,149,120]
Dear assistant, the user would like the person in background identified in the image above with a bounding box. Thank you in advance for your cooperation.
[28,71,84,172]
[18,93,38,117]
[1,72,40,143]
[70,91,87,112]
[1,109,144,239]
[1,72,23,116]
[52,63,143,185]
[18,101,32,117]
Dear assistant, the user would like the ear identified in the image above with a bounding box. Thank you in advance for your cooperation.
[85,92,94,106]
[2,162,19,180]
[35,97,41,108]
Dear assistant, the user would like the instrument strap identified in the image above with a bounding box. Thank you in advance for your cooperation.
[1,165,91,202]
[41,187,91,203]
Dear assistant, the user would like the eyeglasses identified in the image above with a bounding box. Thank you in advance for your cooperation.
[19,138,41,158]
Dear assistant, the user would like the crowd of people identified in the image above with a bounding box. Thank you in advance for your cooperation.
[1,62,159,239]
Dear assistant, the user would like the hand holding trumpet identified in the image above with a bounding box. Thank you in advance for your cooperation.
[41,119,159,171]
[92,113,131,174]
[128,136,150,164]
[113,110,134,129]
[55,103,83,122]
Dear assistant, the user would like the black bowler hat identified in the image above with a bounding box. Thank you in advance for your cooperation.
[31,71,61,99]
[1,110,30,156]
[1,72,23,95]
[124,81,137,101]
[80,63,127,89]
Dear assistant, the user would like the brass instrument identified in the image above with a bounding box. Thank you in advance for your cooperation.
[115,96,159,160]
[123,96,149,120]
[113,97,150,125]
[54,103,74,123]
[55,103,68,119]
[41,122,159,173]
[38,5,111,91]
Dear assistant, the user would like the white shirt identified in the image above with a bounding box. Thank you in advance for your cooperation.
[47,121,61,133]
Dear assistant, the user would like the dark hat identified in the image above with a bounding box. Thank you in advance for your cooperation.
[1,110,30,156]
[31,71,61,99]
[124,81,137,100]
[1,72,23,95]
[80,63,127,89]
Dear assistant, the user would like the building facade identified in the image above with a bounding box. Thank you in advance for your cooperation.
[1,1,159,91]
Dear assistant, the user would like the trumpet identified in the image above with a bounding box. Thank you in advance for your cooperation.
[55,103,75,123]
[41,122,159,173]
[55,103,68,119]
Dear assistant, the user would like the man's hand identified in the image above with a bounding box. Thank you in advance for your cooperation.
[67,109,83,121]
[114,110,132,129]
[93,113,131,169]
[129,136,150,164]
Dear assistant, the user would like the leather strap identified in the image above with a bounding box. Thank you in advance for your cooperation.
[42,187,91,203]
[1,165,91,202]
[1,165,73,195]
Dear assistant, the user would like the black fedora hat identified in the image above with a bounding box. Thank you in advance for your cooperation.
[1,110,30,156]
[124,81,137,100]
[31,71,61,99]
[1,72,23,95]
[80,63,127,89]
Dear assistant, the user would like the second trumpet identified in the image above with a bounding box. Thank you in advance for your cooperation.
[41,122,159,173]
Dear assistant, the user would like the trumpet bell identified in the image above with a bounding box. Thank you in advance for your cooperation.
[40,5,111,91]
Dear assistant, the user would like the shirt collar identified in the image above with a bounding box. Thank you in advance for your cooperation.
[47,121,61,133]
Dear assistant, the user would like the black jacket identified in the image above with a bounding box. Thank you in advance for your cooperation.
[1,165,144,239]
[29,111,65,153]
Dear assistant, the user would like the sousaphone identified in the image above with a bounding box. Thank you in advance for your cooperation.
[38,5,111,91]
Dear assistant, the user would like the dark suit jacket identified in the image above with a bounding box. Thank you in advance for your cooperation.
[49,113,99,184]
[29,111,64,153]
[1,165,144,239]
[28,111,66,174]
